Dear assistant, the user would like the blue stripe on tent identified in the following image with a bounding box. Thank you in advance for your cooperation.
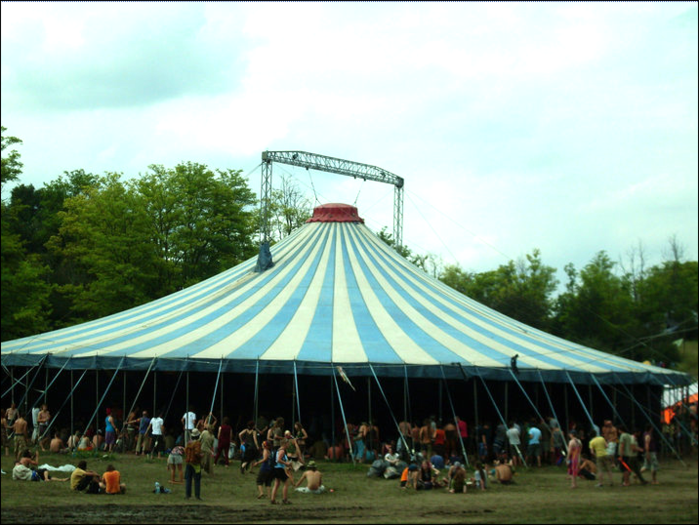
[340,229,408,365]
[153,226,328,359]
[357,226,633,374]
[346,229,471,365]
[54,225,325,358]
[228,228,332,359]
[297,226,337,362]
[353,229,584,371]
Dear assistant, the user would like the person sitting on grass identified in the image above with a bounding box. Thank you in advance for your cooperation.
[294,461,325,494]
[448,462,467,493]
[50,432,69,454]
[494,459,515,485]
[70,460,104,493]
[102,464,126,494]
[400,463,419,490]
[472,461,488,490]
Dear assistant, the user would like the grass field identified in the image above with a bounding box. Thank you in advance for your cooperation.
[1,451,697,524]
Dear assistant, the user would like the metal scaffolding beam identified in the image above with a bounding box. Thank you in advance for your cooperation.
[260,150,404,247]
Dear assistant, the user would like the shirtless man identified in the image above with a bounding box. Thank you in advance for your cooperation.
[294,461,325,493]
[602,420,619,463]
[12,413,28,460]
[50,431,69,453]
[494,459,514,484]
[37,405,51,450]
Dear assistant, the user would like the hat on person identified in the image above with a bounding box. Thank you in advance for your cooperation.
[307,461,317,469]
[191,429,201,439]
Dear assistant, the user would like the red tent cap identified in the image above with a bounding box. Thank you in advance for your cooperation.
[306,203,364,223]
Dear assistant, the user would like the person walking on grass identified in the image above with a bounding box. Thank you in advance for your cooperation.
[270,439,292,505]
[643,425,660,485]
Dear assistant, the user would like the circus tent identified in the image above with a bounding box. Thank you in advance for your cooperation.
[1,203,691,388]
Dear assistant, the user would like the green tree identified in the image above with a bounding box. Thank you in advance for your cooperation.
[268,175,312,242]
[1,126,23,190]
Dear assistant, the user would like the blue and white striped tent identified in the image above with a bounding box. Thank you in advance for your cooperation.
[1,203,691,387]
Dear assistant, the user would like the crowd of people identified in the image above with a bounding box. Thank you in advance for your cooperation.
[4,400,698,501]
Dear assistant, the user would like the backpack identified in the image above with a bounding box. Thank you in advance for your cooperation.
[185,441,201,464]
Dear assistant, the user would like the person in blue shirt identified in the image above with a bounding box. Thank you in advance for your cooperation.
[527,419,543,467]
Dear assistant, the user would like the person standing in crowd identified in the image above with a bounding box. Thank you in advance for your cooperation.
[567,430,582,489]
[124,406,140,452]
[506,421,522,466]
[419,419,434,459]
[36,404,51,451]
[602,420,619,464]
[294,421,309,459]
[147,411,164,459]
[253,440,274,499]
[184,428,203,500]
[618,425,647,486]
[215,416,233,467]
[200,423,216,477]
[104,408,117,453]
[643,424,660,485]
[240,420,260,474]
[182,406,196,445]
[168,444,185,484]
[443,418,458,461]
[270,438,293,505]
[134,410,151,456]
[589,431,614,487]
[527,419,542,467]
[12,412,28,461]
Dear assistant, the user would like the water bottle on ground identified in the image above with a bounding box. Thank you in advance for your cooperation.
[155,481,160,493]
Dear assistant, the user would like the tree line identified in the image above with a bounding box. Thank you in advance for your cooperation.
[2,127,696,367]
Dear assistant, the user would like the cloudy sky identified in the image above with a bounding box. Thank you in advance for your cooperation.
[2,2,697,289]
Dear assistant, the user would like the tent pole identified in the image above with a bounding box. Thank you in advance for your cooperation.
[83,356,126,437]
[589,384,594,423]
[474,369,526,467]
[631,384,636,430]
[330,371,335,459]
[123,369,126,432]
[254,360,259,425]
[332,366,355,465]
[611,375,686,466]
[70,370,74,440]
[154,369,157,416]
[368,364,411,461]
[2,367,36,399]
[504,382,508,423]
[36,358,72,442]
[293,361,301,428]
[367,377,372,429]
[440,366,469,468]
[122,356,157,439]
[536,370,568,455]
[45,367,90,447]
[11,354,49,415]
[95,368,100,433]
[564,383,569,434]
[473,377,478,439]
[438,379,443,424]
[220,371,223,424]
[589,373,628,431]
[207,358,224,425]
[564,371,596,434]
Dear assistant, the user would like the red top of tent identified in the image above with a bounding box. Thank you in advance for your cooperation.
[306,203,364,223]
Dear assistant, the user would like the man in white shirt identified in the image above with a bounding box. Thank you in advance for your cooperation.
[181,407,196,445]
[148,411,165,459]
[506,421,521,466]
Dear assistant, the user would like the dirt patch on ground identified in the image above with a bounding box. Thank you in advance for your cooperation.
[1,504,376,524]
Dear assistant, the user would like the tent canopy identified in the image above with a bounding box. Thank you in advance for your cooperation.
[2,203,692,386]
